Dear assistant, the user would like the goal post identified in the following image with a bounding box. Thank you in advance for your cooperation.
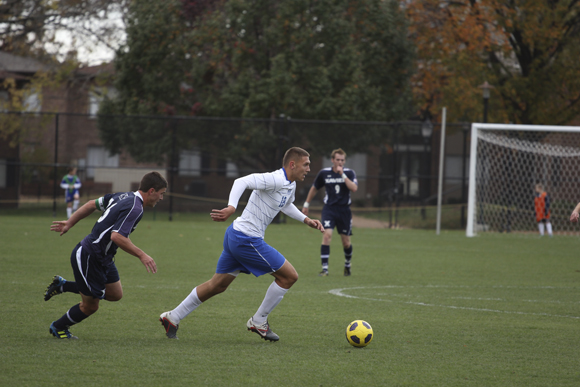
[466,123,580,237]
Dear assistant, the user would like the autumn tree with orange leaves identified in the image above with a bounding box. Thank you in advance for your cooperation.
[407,0,580,125]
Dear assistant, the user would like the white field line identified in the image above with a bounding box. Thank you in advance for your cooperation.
[329,286,580,320]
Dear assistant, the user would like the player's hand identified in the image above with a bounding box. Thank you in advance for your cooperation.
[50,220,70,236]
[139,254,157,274]
[336,165,344,175]
[302,207,309,215]
[211,205,236,222]
[570,211,579,223]
[305,218,324,232]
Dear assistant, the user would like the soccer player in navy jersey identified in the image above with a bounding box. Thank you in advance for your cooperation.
[44,171,167,339]
[302,148,358,276]
[159,147,324,341]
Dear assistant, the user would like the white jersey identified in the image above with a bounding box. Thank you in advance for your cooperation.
[228,168,306,238]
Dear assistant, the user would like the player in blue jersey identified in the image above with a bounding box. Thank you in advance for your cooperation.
[60,167,82,219]
[302,148,358,276]
[44,171,167,339]
[159,147,324,341]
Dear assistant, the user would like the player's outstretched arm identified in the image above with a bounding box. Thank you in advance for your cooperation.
[302,186,318,215]
[111,232,157,273]
[211,205,236,222]
[570,202,580,222]
[304,217,324,232]
[50,199,97,236]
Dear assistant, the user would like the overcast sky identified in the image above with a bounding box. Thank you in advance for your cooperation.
[44,10,126,66]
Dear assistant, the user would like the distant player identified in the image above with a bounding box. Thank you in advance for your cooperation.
[61,167,81,219]
[44,171,167,339]
[302,148,358,276]
[534,184,553,237]
[158,147,324,341]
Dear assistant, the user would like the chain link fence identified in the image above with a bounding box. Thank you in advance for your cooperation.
[0,112,471,229]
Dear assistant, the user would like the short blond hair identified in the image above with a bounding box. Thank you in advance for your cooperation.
[331,148,346,159]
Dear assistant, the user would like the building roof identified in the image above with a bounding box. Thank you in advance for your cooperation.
[76,62,115,76]
[0,52,46,73]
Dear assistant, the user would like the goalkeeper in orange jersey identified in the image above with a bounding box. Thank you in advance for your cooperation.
[534,184,553,237]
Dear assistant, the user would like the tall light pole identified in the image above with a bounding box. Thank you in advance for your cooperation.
[478,81,494,123]
[421,117,433,218]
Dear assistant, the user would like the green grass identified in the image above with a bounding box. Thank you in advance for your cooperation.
[1,211,580,386]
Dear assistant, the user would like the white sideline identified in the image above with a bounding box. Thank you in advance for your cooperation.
[329,286,580,320]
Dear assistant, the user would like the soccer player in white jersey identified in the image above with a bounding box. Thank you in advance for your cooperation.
[159,147,324,341]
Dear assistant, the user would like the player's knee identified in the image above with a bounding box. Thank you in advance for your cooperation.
[289,271,298,286]
[280,271,298,288]
[106,292,123,302]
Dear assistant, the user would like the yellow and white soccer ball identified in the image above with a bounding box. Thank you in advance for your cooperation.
[345,320,373,347]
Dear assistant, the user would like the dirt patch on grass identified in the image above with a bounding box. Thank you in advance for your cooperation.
[352,214,392,229]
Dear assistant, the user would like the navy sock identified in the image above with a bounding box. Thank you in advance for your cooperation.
[63,281,79,294]
[321,245,330,270]
[53,304,89,330]
[344,245,353,268]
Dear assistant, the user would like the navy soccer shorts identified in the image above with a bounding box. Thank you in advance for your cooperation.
[321,205,353,236]
[64,190,79,203]
[70,243,120,299]
[216,224,286,277]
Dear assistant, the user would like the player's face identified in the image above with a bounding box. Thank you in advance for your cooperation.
[332,154,345,169]
[146,188,166,207]
[291,156,311,182]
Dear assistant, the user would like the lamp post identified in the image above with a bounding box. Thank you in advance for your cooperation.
[421,118,434,218]
[478,81,494,123]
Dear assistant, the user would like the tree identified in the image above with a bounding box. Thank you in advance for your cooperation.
[407,0,580,125]
[99,0,415,166]
[0,0,128,64]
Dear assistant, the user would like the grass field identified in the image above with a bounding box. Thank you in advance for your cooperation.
[1,210,580,386]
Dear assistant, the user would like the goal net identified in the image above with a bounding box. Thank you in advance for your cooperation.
[466,123,580,237]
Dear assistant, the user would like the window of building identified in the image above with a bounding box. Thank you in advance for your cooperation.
[86,146,119,178]
[179,150,201,176]
[88,87,117,117]
[23,89,41,113]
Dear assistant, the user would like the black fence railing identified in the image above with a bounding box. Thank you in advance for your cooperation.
[0,112,472,229]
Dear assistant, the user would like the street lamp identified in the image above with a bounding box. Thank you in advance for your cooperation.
[421,118,434,218]
[421,118,434,139]
[478,81,494,123]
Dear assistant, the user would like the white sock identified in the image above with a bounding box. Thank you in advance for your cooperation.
[252,281,288,325]
[67,207,72,219]
[171,287,202,323]
[546,222,553,236]
[538,223,545,236]
[73,200,79,211]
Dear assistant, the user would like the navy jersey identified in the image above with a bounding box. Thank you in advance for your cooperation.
[313,168,358,206]
[80,191,144,266]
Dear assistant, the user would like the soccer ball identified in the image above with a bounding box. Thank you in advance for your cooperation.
[345,320,373,347]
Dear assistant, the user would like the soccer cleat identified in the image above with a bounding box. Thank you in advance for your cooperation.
[344,267,351,276]
[159,312,179,339]
[247,318,279,342]
[49,322,78,339]
[44,275,66,301]
[318,270,329,277]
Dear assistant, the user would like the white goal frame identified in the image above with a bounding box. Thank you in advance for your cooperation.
[466,123,580,237]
